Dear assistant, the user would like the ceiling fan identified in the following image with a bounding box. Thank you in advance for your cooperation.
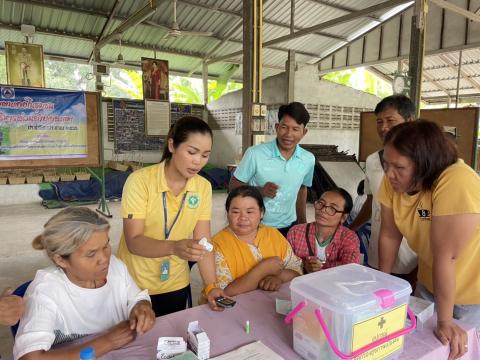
[162,0,214,39]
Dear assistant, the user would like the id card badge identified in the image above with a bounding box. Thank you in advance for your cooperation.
[160,258,170,282]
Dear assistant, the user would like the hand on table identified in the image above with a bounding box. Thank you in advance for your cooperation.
[0,288,24,326]
[129,300,155,335]
[258,275,282,291]
[173,239,207,261]
[206,287,230,312]
[435,320,468,360]
[104,321,137,350]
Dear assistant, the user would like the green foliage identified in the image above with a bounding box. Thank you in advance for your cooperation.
[323,67,392,98]
[0,54,242,105]
[44,60,95,91]
[104,68,143,99]
[171,76,203,104]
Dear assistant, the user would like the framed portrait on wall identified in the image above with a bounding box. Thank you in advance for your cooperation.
[141,58,169,101]
[5,42,45,88]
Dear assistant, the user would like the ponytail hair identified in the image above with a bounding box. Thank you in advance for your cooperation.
[32,207,110,260]
[161,116,213,163]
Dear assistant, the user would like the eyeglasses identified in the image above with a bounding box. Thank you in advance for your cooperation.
[314,201,344,216]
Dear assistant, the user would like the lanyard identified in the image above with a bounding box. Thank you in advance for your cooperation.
[163,192,187,240]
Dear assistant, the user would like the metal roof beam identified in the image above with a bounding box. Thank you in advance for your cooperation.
[318,41,480,74]
[422,73,480,82]
[422,72,452,96]
[87,0,123,63]
[367,65,451,98]
[0,22,97,41]
[430,0,480,23]
[176,0,348,41]
[422,86,475,93]
[142,19,323,58]
[0,22,205,59]
[306,0,380,21]
[187,18,244,77]
[367,66,394,84]
[208,0,410,65]
[94,0,157,51]
[5,0,343,61]
[419,58,480,71]
[422,93,480,103]
[438,54,480,92]
[6,0,110,18]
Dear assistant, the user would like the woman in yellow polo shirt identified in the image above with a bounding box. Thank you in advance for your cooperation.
[117,116,226,316]
[377,120,480,360]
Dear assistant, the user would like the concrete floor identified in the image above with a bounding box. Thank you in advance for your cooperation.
[0,193,314,357]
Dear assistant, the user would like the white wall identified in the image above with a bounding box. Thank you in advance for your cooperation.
[208,65,379,164]
[210,129,242,167]
[294,65,380,108]
[104,66,380,168]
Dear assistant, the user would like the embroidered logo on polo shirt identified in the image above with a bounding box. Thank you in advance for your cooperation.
[187,194,200,209]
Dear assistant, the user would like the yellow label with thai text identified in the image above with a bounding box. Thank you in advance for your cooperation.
[352,304,407,360]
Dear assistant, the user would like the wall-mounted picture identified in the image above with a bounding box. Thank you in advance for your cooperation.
[5,42,45,88]
[141,58,169,101]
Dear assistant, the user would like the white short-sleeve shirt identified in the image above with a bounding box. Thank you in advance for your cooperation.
[13,255,150,360]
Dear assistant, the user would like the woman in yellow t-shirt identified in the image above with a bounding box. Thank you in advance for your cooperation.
[118,116,227,316]
[213,186,302,296]
[377,120,480,360]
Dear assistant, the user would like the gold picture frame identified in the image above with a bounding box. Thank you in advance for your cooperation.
[141,58,169,101]
[5,42,45,88]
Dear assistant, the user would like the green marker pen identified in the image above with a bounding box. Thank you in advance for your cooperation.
[245,320,250,334]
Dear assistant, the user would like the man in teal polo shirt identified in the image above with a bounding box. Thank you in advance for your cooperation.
[229,102,315,237]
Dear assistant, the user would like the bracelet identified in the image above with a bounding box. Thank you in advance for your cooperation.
[203,283,216,296]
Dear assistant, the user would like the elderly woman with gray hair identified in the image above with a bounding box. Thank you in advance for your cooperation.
[13,207,155,360]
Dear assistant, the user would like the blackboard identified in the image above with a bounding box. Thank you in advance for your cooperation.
[113,99,163,153]
[113,101,200,153]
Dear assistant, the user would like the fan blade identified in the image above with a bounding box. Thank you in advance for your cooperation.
[178,30,214,37]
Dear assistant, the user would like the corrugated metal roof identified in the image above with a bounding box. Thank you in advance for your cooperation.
[0,0,479,102]
[369,48,480,102]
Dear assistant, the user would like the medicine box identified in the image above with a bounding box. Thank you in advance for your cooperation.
[187,321,210,360]
[289,264,412,360]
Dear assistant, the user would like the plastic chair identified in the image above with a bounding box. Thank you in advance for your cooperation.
[10,280,32,337]
[356,222,371,266]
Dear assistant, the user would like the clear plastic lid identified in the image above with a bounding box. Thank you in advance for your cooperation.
[290,264,412,314]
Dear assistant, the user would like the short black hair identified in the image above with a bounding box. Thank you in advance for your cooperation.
[225,185,265,213]
[374,95,416,121]
[323,188,353,214]
[278,102,310,126]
